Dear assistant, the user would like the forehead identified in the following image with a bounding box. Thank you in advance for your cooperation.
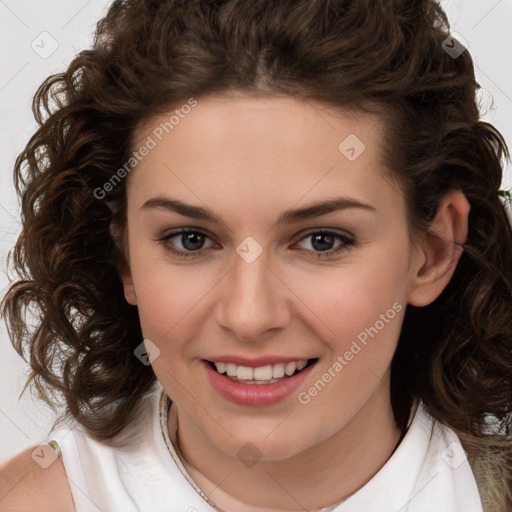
[127,95,400,221]
[133,94,382,161]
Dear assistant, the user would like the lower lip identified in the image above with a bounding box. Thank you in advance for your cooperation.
[202,360,316,406]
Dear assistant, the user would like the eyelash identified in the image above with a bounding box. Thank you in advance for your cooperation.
[157,229,356,260]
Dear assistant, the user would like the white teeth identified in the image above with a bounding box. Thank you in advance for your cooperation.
[236,366,254,380]
[285,362,297,376]
[214,362,226,374]
[253,365,273,380]
[296,360,307,371]
[272,363,285,378]
[226,363,238,377]
[212,359,310,381]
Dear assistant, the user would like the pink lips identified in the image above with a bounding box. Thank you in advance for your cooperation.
[202,359,316,406]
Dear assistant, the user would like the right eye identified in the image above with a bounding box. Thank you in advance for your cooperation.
[158,229,217,259]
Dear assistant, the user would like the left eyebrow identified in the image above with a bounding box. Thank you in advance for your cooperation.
[277,197,376,225]
[140,196,376,226]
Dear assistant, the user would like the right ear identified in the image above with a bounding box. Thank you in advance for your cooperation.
[110,221,137,306]
[119,262,137,306]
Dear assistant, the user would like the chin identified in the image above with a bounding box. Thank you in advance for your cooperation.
[216,430,314,463]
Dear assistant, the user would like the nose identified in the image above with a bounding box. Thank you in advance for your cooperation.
[215,246,291,342]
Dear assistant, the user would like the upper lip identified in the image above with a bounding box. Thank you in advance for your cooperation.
[204,356,315,367]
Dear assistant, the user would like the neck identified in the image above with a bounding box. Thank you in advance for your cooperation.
[172,376,403,511]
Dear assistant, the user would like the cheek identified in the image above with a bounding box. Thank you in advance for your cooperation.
[290,248,410,347]
[130,258,216,347]
[291,265,408,419]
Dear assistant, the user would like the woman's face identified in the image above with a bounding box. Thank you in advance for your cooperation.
[122,94,423,461]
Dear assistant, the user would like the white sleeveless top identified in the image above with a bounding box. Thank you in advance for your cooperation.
[47,383,483,512]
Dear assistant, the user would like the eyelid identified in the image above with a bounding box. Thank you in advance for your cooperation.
[158,226,355,245]
[290,229,356,257]
[157,227,356,260]
[294,227,355,242]
[158,228,218,249]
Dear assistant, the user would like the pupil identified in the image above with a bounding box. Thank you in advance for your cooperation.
[182,232,204,250]
[312,233,334,251]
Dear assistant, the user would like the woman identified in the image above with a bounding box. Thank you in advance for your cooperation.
[1,0,511,510]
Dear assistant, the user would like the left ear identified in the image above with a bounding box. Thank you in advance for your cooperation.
[408,189,470,307]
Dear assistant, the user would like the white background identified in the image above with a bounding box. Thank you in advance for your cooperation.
[1,0,512,464]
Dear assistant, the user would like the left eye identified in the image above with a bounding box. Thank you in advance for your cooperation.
[291,230,356,258]
[294,231,348,251]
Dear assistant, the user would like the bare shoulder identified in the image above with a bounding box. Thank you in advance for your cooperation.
[0,443,74,512]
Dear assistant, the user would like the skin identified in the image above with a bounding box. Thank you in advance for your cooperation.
[114,94,470,511]
[0,444,73,512]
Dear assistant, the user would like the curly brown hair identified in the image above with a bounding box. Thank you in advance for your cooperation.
[2,0,512,509]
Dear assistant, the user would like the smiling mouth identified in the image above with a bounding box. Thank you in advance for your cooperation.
[206,358,318,385]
